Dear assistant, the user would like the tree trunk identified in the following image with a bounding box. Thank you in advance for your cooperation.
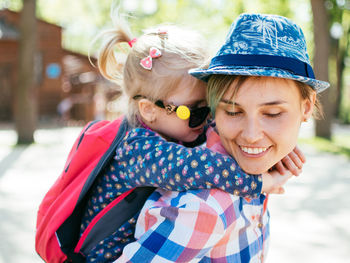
[335,21,350,121]
[311,0,333,139]
[15,0,37,144]
[335,46,345,118]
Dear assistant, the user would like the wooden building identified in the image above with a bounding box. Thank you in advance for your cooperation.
[0,9,119,123]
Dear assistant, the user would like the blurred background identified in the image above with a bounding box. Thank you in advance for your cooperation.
[0,0,350,143]
[0,0,350,262]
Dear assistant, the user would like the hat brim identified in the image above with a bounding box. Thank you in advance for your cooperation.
[189,66,330,93]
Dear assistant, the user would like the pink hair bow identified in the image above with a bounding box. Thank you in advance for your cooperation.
[140,47,162,70]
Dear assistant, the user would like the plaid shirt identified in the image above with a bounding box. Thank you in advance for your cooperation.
[115,129,269,263]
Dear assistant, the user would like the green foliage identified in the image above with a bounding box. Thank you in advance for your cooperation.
[3,0,312,56]
[120,0,242,53]
[115,0,310,54]
[299,135,350,159]
[0,0,22,10]
[253,0,292,17]
[35,0,114,54]
[0,0,316,56]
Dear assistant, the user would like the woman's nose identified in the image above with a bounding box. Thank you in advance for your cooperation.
[240,118,264,143]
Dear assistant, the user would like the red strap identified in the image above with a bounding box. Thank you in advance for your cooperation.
[74,188,136,253]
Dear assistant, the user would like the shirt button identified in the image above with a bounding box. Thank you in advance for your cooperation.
[258,222,263,228]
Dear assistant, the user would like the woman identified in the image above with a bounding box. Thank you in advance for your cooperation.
[115,13,329,262]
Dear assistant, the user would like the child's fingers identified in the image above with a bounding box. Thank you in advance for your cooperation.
[293,146,306,163]
[281,155,300,176]
[274,161,286,175]
[287,151,303,169]
[283,169,300,179]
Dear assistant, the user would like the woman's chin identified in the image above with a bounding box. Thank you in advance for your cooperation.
[239,163,271,175]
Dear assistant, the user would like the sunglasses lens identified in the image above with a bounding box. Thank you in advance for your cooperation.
[189,107,210,128]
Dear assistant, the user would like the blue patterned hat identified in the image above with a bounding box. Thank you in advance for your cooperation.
[190,13,330,93]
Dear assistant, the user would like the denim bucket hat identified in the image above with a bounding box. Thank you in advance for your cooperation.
[190,13,330,93]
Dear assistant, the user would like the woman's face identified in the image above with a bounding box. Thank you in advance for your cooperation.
[215,77,315,174]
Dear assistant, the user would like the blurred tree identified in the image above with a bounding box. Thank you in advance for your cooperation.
[14,0,37,144]
[326,0,350,122]
[101,0,247,54]
[1,0,316,56]
[36,0,115,55]
[2,0,309,56]
[311,0,332,139]
[6,0,344,134]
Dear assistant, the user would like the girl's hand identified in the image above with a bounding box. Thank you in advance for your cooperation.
[274,146,306,177]
[261,168,299,194]
[261,146,305,194]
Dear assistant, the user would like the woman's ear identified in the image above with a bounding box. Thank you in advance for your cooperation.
[138,99,157,123]
[301,91,316,122]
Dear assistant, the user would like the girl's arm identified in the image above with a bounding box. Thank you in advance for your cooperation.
[114,128,262,198]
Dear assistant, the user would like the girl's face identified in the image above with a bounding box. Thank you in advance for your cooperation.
[215,77,315,174]
[153,76,208,143]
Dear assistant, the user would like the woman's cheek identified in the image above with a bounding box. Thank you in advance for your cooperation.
[264,114,300,145]
[218,115,239,137]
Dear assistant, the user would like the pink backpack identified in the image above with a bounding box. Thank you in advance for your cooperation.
[35,116,154,262]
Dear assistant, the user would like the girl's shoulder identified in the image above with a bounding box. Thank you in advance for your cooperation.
[124,126,161,140]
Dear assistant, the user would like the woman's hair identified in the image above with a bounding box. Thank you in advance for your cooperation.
[207,75,323,119]
[94,16,209,126]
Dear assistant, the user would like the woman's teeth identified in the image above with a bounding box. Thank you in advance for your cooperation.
[240,146,267,155]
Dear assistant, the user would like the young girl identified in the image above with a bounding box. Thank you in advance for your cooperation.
[79,18,304,262]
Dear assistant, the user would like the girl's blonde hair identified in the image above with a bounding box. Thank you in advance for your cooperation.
[94,16,209,126]
[207,75,323,119]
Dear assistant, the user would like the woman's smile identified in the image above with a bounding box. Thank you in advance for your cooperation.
[239,145,271,157]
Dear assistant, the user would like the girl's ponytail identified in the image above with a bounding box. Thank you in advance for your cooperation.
[95,20,133,85]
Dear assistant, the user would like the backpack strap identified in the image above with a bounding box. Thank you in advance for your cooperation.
[63,251,85,263]
[78,117,130,202]
[78,186,155,254]
[57,118,129,261]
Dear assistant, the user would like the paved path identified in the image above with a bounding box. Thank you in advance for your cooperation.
[0,124,349,263]
[268,144,350,262]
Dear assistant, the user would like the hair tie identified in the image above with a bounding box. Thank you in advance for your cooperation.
[140,47,162,70]
[128,38,137,48]
[157,29,168,37]
[157,29,168,48]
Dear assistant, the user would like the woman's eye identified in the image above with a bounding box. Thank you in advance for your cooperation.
[264,112,282,118]
[226,111,242,116]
